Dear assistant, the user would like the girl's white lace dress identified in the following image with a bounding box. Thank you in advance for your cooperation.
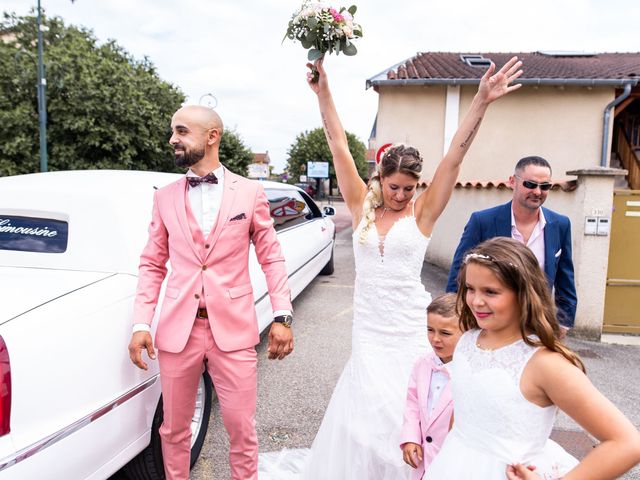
[259,212,432,479]
[424,329,578,480]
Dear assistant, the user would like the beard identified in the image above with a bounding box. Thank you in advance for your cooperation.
[174,143,205,168]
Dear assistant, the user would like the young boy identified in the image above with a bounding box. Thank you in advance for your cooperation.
[400,293,462,480]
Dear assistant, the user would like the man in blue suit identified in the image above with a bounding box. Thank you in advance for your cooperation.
[446,156,577,327]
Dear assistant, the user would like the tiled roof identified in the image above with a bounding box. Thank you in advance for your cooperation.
[419,179,578,191]
[368,52,640,87]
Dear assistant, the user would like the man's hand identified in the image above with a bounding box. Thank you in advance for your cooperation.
[128,331,156,370]
[267,322,293,360]
[401,442,423,469]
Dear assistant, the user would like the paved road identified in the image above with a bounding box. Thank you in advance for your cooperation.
[116,202,640,479]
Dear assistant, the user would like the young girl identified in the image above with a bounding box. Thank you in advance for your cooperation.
[400,293,462,480]
[425,237,640,479]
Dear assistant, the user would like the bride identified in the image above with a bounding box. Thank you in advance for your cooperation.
[259,56,523,479]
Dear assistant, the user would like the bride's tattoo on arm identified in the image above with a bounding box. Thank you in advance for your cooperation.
[321,113,333,141]
[459,117,483,149]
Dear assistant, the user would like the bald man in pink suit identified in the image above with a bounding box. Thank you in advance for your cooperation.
[128,105,293,480]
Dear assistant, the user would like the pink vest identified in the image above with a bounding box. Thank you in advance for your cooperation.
[184,186,209,308]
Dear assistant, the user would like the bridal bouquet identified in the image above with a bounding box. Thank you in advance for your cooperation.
[284,1,363,62]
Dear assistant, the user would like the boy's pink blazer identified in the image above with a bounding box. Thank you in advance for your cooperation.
[132,169,292,353]
[400,352,454,480]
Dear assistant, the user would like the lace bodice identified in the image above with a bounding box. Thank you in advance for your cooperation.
[351,214,431,351]
[449,329,558,464]
[353,214,429,280]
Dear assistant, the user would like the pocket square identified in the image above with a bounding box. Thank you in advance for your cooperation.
[230,213,247,221]
[554,249,562,258]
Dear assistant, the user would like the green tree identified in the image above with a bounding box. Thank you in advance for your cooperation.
[219,128,254,176]
[0,11,185,176]
[286,127,367,192]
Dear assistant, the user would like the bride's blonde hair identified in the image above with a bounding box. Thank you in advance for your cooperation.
[359,145,423,243]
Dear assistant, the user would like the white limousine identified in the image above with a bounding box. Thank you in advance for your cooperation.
[0,170,335,480]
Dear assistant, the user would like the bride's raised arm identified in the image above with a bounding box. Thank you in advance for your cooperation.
[308,58,368,219]
[415,56,523,236]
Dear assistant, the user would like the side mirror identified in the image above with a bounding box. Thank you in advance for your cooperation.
[323,206,335,216]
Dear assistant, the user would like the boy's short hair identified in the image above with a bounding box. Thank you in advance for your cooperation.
[427,293,458,318]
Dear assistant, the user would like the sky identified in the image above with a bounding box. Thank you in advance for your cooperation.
[4,0,639,173]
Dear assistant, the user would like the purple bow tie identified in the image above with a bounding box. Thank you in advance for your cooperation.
[187,172,218,188]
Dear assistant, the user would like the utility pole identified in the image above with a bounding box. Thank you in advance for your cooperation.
[36,0,48,172]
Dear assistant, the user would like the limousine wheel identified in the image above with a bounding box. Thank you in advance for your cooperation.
[319,246,335,275]
[123,372,213,479]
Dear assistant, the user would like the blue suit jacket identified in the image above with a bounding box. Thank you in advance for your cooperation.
[446,201,577,327]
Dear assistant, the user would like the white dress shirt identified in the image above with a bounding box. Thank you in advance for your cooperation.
[133,166,290,333]
[186,166,224,234]
[511,207,546,271]
[427,356,450,418]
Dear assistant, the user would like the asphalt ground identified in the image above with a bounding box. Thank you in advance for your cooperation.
[115,201,640,479]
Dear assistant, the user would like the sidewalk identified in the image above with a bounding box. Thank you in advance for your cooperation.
[325,199,640,478]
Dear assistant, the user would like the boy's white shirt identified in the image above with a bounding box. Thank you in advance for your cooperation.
[427,356,450,417]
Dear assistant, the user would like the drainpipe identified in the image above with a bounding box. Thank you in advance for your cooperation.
[601,83,632,167]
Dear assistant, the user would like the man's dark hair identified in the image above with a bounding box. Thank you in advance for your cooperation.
[514,156,552,175]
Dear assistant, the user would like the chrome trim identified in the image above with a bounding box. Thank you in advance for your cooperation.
[254,240,334,305]
[0,375,159,472]
[274,216,323,235]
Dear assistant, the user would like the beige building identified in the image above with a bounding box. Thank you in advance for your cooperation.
[366,52,640,338]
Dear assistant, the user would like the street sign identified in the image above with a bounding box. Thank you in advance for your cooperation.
[307,161,329,178]
[247,163,269,178]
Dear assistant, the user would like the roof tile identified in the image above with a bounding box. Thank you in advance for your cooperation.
[420,179,577,191]
[386,52,640,81]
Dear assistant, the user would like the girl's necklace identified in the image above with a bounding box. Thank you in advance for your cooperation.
[476,331,522,352]
[379,207,390,219]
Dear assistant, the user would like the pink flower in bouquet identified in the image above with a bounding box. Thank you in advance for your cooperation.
[329,8,344,22]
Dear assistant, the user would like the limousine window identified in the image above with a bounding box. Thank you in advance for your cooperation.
[265,189,314,231]
[0,215,68,253]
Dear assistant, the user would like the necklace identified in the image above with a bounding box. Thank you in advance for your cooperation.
[379,207,390,219]
[476,331,522,352]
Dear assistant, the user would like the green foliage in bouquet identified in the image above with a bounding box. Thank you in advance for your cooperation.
[284,2,363,61]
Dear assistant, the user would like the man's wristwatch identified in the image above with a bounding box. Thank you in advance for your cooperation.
[273,314,293,328]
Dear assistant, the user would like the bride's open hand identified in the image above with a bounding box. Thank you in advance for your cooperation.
[306,57,329,95]
[477,55,523,104]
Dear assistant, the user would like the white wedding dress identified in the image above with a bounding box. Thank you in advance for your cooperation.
[259,212,432,479]
[425,329,578,479]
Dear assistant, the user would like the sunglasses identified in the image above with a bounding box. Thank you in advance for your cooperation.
[514,175,552,191]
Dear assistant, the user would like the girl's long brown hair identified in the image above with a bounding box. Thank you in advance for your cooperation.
[455,237,585,372]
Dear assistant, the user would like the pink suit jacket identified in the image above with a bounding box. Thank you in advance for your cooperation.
[400,352,454,480]
[133,168,292,353]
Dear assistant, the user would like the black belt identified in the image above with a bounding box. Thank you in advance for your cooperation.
[196,307,208,318]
